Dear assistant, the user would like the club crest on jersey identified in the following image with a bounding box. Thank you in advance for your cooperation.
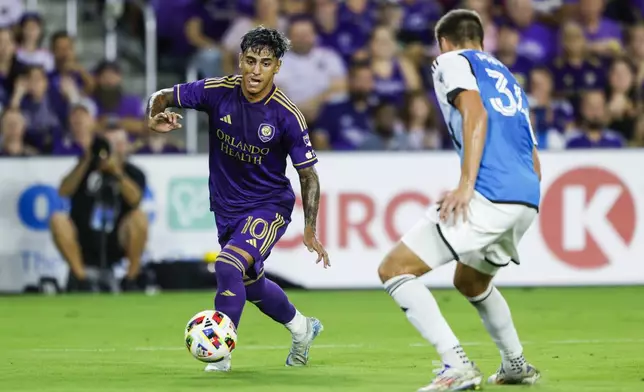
[258,123,275,143]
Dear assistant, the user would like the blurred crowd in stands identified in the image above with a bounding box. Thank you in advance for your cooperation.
[1,0,644,157]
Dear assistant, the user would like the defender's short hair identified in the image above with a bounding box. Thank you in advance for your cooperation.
[434,9,484,48]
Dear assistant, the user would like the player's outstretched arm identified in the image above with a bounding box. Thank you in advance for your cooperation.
[146,88,183,133]
[297,166,330,268]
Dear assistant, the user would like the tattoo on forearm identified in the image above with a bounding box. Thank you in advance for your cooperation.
[299,167,320,230]
[146,88,175,119]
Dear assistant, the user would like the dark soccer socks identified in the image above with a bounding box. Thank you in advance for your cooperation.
[214,250,249,327]
[245,276,296,325]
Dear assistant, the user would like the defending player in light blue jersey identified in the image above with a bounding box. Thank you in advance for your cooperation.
[378,9,542,392]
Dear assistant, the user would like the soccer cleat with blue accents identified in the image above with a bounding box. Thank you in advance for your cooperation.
[204,354,231,372]
[417,362,483,391]
[285,317,323,366]
[488,362,541,385]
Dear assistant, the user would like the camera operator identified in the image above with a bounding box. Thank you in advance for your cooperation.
[50,106,148,292]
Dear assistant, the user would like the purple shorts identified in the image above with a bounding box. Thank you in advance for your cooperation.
[215,207,291,279]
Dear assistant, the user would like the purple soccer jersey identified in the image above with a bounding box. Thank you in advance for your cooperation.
[173,75,317,258]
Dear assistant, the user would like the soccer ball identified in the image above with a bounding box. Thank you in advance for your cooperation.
[184,310,237,362]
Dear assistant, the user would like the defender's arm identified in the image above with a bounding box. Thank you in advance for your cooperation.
[454,91,488,191]
[532,146,542,182]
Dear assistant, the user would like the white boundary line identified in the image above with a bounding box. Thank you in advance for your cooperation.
[31,338,644,353]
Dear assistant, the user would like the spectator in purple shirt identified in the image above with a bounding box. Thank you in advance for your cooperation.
[577,0,622,58]
[16,13,54,72]
[504,0,556,64]
[566,90,625,148]
[338,0,378,37]
[133,133,186,155]
[9,66,62,152]
[0,108,38,156]
[369,25,421,107]
[0,27,27,108]
[153,0,197,72]
[315,0,369,65]
[495,23,534,89]
[399,0,441,45]
[605,57,638,141]
[313,62,376,150]
[527,67,571,149]
[550,22,606,100]
[52,103,94,156]
[184,0,235,78]
[48,31,95,126]
[92,60,144,137]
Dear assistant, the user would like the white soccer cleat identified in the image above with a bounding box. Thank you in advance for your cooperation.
[487,362,541,385]
[285,317,323,366]
[204,354,231,372]
[418,362,483,391]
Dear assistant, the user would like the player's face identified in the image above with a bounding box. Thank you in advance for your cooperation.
[239,48,280,95]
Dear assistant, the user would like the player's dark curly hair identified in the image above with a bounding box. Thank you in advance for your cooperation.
[434,9,484,48]
[240,26,291,59]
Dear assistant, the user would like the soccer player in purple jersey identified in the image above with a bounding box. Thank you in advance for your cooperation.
[146,26,329,372]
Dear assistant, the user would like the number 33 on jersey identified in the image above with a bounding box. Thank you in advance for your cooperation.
[431,49,540,210]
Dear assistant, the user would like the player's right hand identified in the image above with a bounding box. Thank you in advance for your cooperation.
[149,111,183,133]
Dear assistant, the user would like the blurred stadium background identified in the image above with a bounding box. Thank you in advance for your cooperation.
[0,0,641,290]
[1,1,643,390]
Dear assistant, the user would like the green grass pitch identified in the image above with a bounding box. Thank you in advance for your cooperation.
[1,287,643,391]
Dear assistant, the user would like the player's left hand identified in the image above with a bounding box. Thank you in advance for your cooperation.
[438,186,473,224]
[303,226,330,268]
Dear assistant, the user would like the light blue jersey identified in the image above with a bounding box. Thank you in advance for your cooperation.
[432,49,540,209]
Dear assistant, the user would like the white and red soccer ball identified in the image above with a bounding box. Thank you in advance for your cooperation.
[184,310,238,362]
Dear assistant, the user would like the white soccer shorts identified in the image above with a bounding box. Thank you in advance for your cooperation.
[401,191,537,276]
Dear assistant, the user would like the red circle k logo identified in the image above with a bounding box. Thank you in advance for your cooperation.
[540,167,636,269]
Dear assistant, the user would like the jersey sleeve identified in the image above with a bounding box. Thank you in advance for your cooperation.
[173,79,213,111]
[280,105,318,170]
[433,53,479,106]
